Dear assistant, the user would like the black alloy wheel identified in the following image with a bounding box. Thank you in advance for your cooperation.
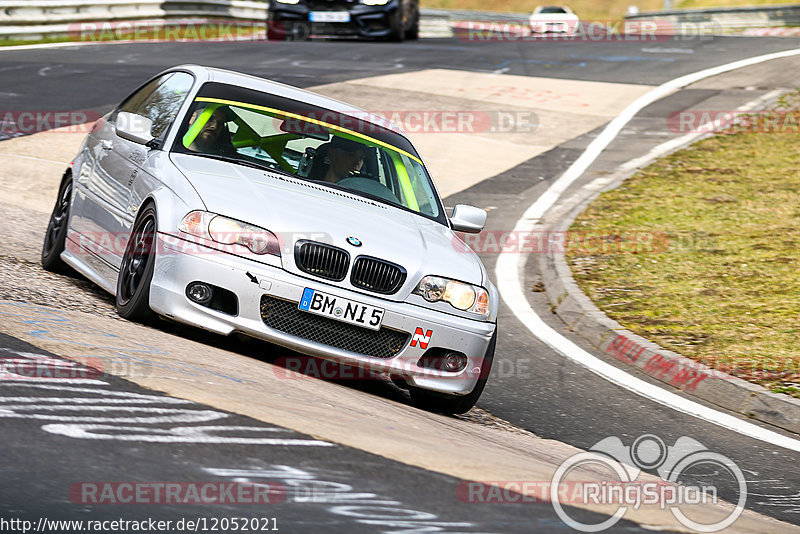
[41,173,73,272]
[116,204,157,321]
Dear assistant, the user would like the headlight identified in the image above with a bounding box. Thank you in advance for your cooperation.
[414,276,489,316]
[362,0,390,5]
[275,0,300,4]
[179,211,280,256]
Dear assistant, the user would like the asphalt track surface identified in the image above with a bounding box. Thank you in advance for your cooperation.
[2,333,632,533]
[2,34,800,531]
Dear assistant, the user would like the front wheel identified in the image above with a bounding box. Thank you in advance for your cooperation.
[267,21,310,41]
[404,9,419,40]
[387,10,405,42]
[41,172,73,272]
[116,204,157,322]
[409,330,496,414]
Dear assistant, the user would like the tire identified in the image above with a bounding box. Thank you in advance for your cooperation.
[266,21,285,41]
[41,171,73,273]
[267,21,309,41]
[387,10,405,42]
[409,329,497,414]
[404,9,419,40]
[287,22,310,41]
[116,204,157,322]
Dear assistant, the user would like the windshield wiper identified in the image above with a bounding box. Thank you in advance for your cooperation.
[193,153,295,177]
[319,181,398,207]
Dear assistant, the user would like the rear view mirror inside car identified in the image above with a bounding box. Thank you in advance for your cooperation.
[280,117,329,140]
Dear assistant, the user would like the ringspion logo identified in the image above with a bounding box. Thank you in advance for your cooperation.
[551,434,746,532]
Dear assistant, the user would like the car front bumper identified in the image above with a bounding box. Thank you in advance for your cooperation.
[149,234,496,395]
[268,1,400,39]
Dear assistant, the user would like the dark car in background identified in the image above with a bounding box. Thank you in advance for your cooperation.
[267,0,419,41]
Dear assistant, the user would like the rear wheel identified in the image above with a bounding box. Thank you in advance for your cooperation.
[116,204,157,322]
[41,172,73,272]
[409,329,496,414]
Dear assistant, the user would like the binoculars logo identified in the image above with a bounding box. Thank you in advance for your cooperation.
[551,434,747,532]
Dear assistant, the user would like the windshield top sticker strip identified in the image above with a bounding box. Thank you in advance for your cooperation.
[194,97,423,165]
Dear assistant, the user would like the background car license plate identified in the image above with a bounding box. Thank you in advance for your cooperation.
[299,288,384,331]
[309,11,350,23]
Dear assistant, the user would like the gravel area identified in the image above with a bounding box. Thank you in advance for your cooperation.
[0,200,119,320]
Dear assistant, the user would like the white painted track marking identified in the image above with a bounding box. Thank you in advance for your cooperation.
[495,49,800,452]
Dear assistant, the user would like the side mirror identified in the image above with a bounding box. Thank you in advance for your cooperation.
[450,204,487,233]
[116,111,154,145]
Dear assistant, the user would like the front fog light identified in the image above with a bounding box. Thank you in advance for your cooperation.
[186,282,213,305]
[442,352,468,372]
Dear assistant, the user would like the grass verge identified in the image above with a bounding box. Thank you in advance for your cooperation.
[0,37,73,47]
[565,96,800,397]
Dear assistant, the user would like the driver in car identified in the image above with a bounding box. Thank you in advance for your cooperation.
[187,106,236,156]
[324,136,367,183]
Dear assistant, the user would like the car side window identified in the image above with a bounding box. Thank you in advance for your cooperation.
[118,79,160,116]
[116,72,194,139]
[134,73,194,139]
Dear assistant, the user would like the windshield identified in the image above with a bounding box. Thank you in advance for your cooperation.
[172,82,444,222]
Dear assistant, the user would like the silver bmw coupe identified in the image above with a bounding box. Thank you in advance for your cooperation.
[42,65,498,413]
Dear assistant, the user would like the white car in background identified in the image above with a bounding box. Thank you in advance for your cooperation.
[529,5,579,34]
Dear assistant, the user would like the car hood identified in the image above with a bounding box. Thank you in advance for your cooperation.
[171,154,487,298]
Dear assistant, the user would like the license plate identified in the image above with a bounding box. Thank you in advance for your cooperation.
[309,11,350,23]
[299,288,384,331]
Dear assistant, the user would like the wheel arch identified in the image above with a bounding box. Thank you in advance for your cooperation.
[135,186,193,235]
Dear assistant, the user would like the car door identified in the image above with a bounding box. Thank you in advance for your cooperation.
[71,72,194,275]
